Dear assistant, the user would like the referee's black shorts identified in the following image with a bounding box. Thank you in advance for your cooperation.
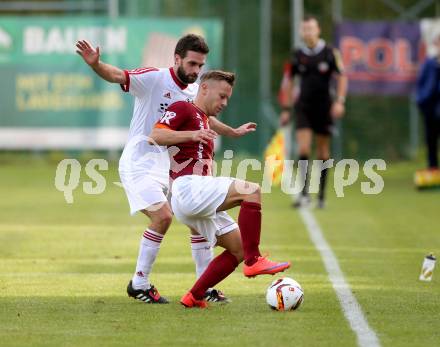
[294,100,334,135]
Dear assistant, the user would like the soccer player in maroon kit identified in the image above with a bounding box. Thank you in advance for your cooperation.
[150,70,291,308]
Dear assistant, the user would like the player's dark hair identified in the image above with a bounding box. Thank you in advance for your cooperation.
[174,34,209,58]
[200,70,235,86]
[303,14,319,23]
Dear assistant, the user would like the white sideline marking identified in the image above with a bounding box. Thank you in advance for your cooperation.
[299,208,381,347]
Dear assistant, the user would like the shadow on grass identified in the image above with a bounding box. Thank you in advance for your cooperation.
[0,294,354,347]
[67,262,194,274]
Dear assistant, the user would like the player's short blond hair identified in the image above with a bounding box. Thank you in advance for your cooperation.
[200,70,235,86]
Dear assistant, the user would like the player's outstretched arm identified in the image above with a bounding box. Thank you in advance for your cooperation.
[75,40,126,84]
[209,117,257,138]
[150,127,217,146]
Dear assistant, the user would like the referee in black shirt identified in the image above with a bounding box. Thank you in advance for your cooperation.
[280,15,347,209]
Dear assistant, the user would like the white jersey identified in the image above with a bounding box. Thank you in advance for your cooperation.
[118,67,199,186]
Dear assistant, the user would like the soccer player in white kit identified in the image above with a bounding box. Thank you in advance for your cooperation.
[76,34,256,303]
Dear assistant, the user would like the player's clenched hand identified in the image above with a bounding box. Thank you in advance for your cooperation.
[76,40,100,68]
[192,129,217,144]
[330,101,345,119]
[233,122,257,137]
[279,110,291,126]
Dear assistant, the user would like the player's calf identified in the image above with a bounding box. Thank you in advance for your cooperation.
[217,180,261,212]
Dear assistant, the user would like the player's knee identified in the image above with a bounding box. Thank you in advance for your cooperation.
[318,151,330,161]
[252,183,261,201]
[150,210,173,234]
[317,144,330,159]
[298,147,310,156]
[243,182,261,203]
[253,183,261,195]
[159,210,173,229]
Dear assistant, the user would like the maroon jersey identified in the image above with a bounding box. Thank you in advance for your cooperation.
[155,101,214,180]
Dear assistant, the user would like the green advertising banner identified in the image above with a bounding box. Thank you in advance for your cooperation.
[0,17,222,149]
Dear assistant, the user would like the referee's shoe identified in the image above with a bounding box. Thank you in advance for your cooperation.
[316,198,325,209]
[292,194,311,208]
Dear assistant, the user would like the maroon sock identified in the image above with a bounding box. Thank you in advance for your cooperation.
[190,250,239,300]
[238,201,262,266]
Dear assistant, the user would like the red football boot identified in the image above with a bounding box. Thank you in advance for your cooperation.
[180,292,208,309]
[243,256,291,278]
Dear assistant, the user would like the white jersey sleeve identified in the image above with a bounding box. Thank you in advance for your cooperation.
[120,67,160,98]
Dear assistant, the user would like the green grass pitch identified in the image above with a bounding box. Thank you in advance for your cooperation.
[0,157,439,346]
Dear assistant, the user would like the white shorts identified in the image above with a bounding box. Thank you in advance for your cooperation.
[119,170,169,215]
[171,175,238,246]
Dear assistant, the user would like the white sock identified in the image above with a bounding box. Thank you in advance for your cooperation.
[190,235,213,279]
[131,229,163,290]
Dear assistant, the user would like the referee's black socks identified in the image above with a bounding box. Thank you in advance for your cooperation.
[298,155,310,196]
[318,159,329,201]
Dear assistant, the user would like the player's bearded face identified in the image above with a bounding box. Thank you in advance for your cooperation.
[176,51,206,84]
[177,65,198,84]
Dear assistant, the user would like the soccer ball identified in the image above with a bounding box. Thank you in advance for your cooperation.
[266,277,304,311]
